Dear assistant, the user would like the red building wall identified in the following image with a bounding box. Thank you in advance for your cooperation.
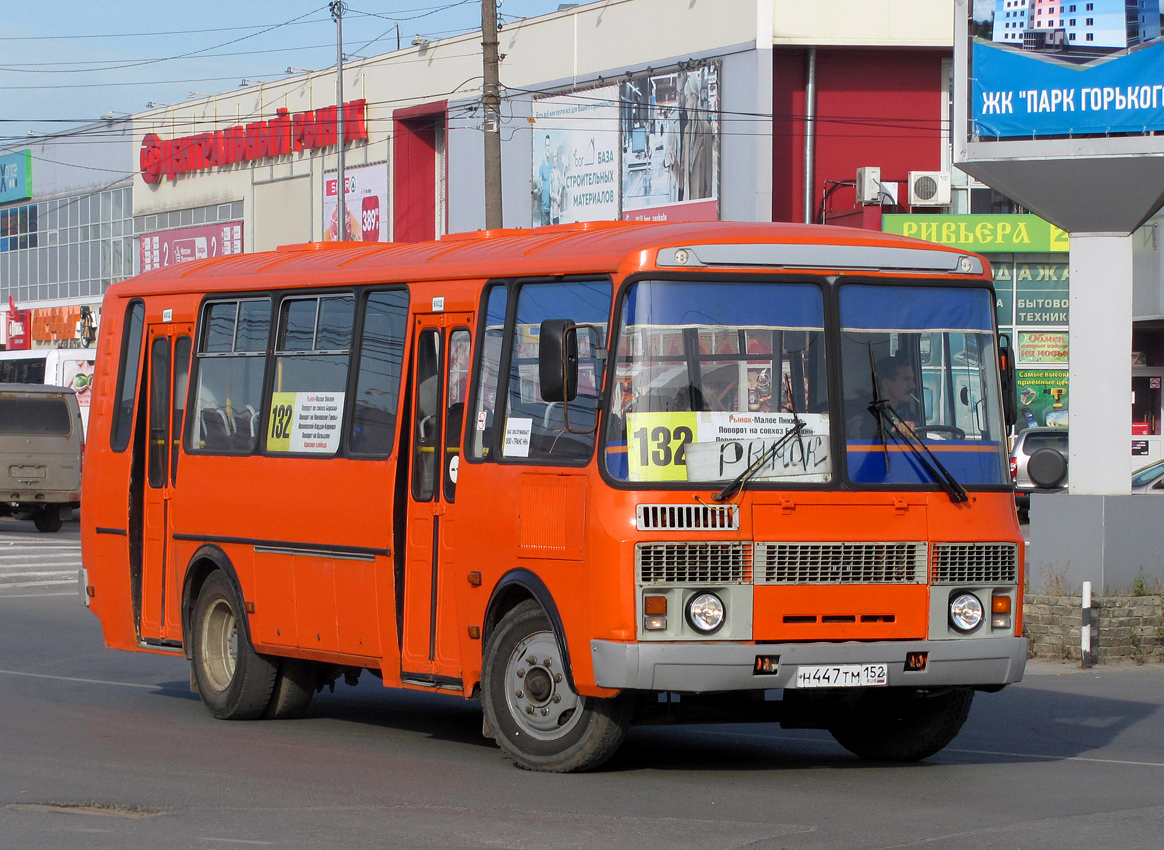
[393,102,447,243]
[772,48,948,226]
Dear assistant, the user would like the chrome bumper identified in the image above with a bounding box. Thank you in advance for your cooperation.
[590,636,1027,692]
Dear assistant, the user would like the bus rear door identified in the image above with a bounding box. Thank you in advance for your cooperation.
[402,310,472,686]
[139,322,192,641]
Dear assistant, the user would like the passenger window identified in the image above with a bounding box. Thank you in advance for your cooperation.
[111,300,145,452]
[148,337,171,488]
[190,298,270,454]
[502,279,611,463]
[348,290,409,456]
[171,336,191,483]
[412,330,443,501]
[266,294,354,455]
[444,329,471,501]
[468,285,508,461]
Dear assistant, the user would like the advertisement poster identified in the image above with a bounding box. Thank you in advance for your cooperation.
[61,357,96,409]
[324,162,389,242]
[530,87,621,226]
[1016,369,1069,429]
[620,64,719,219]
[139,223,244,272]
[1017,331,1069,364]
[972,31,1164,138]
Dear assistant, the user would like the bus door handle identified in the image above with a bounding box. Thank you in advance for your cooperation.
[432,502,447,517]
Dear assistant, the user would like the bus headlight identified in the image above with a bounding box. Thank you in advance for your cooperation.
[949,592,984,633]
[686,592,726,635]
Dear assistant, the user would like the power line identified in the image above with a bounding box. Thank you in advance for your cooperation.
[0,6,330,74]
[0,3,465,41]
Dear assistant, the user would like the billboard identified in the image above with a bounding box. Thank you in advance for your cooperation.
[972,36,1164,138]
[620,64,719,220]
[530,86,621,226]
[139,223,245,272]
[324,162,389,242]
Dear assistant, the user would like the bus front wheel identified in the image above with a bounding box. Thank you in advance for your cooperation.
[481,600,631,772]
[190,570,277,720]
[827,687,973,762]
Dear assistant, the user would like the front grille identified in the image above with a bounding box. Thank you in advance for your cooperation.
[636,542,753,585]
[930,542,1019,585]
[636,503,740,531]
[754,542,927,585]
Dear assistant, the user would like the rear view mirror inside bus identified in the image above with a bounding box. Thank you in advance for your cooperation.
[539,318,577,402]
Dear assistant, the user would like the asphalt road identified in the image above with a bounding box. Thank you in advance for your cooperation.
[1,518,1162,850]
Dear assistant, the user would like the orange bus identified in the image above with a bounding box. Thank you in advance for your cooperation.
[81,220,1025,772]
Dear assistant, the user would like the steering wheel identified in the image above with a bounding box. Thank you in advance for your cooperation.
[913,425,965,441]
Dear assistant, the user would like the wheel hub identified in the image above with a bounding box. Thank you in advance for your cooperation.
[504,630,583,740]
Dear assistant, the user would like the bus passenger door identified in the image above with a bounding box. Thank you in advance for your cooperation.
[402,312,472,684]
[139,323,192,641]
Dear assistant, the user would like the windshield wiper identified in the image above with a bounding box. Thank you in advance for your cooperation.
[866,345,967,504]
[713,418,807,503]
[871,399,968,504]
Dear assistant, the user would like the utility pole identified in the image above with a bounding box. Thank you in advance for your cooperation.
[481,0,503,229]
[331,0,348,241]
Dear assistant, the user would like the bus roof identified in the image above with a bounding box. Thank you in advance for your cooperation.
[106,220,985,299]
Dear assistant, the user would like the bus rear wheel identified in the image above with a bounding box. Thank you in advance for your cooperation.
[263,657,319,719]
[827,687,973,762]
[481,600,631,773]
[190,571,277,720]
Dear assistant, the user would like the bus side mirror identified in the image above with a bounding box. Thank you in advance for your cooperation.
[539,319,577,403]
[998,334,1017,427]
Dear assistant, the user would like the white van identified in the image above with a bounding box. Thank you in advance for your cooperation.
[0,349,95,435]
[0,384,83,532]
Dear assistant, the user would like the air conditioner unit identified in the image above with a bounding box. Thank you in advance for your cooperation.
[908,171,952,207]
[855,166,881,205]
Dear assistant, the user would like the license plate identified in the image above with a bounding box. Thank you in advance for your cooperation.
[794,663,888,688]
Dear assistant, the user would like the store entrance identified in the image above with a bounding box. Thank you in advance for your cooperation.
[1131,369,1164,467]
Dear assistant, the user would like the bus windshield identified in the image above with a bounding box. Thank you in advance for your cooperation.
[605,279,830,483]
[839,284,1009,488]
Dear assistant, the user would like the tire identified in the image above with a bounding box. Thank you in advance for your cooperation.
[34,508,62,533]
[263,658,319,719]
[481,600,631,772]
[1027,448,1067,489]
[190,571,277,720]
[828,688,973,762]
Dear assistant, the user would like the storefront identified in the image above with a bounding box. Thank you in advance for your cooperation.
[883,213,1074,428]
[0,126,135,353]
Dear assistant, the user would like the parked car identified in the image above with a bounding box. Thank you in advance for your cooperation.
[0,384,83,532]
[1131,458,1164,493]
[1010,426,1068,523]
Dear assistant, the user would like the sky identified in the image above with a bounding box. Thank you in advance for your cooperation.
[0,1,568,145]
